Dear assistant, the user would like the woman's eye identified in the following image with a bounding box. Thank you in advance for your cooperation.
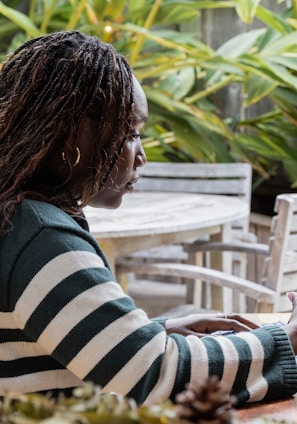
[128,132,140,140]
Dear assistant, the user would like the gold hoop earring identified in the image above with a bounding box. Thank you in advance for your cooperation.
[62,146,81,167]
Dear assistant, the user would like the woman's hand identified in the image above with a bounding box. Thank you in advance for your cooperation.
[164,313,259,337]
[283,292,297,354]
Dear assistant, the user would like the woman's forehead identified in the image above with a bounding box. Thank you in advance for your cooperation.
[132,76,148,126]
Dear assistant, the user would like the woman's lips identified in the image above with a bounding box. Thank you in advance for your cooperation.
[126,177,139,192]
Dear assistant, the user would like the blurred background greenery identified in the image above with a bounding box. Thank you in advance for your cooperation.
[1,0,297,212]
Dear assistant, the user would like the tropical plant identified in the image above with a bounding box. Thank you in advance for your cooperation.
[1,0,297,188]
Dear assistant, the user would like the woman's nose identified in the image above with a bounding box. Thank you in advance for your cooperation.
[135,144,147,168]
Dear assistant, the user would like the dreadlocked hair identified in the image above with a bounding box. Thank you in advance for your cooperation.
[0,30,135,236]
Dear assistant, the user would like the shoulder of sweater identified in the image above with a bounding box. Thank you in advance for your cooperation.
[0,199,93,263]
[0,198,99,265]
[16,199,85,233]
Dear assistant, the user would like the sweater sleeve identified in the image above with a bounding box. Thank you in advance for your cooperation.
[8,226,297,406]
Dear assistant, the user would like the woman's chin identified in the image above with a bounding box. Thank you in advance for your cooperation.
[89,193,124,209]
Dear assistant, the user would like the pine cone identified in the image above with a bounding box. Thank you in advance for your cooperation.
[175,376,235,424]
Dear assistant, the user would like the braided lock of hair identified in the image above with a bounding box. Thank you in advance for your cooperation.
[0,30,136,235]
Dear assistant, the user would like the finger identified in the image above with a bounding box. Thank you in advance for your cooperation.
[226,319,256,332]
[197,318,257,333]
[200,319,253,334]
[216,313,259,330]
[226,314,259,330]
[214,319,254,333]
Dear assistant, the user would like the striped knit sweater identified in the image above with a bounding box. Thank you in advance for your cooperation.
[0,199,296,406]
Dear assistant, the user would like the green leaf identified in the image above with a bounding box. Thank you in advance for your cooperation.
[103,0,126,20]
[146,116,233,162]
[128,0,146,12]
[179,1,234,9]
[283,159,297,188]
[270,87,297,124]
[157,67,196,99]
[264,60,297,89]
[236,54,296,87]
[7,31,27,52]
[146,88,234,140]
[235,0,261,24]
[255,4,293,35]
[267,55,297,72]
[260,31,297,55]
[0,1,40,37]
[244,75,277,106]
[116,22,198,55]
[235,133,292,159]
[216,28,265,58]
[153,4,200,25]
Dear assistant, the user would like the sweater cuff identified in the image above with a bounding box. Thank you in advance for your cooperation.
[263,324,297,397]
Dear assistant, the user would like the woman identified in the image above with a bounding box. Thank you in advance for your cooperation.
[0,30,296,406]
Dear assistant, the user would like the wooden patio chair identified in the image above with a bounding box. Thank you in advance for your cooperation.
[118,193,297,315]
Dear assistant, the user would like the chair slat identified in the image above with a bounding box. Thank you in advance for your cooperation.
[283,252,297,273]
[137,178,248,197]
[139,162,251,178]
[287,234,297,251]
[277,294,292,312]
[290,215,297,232]
[280,273,297,292]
